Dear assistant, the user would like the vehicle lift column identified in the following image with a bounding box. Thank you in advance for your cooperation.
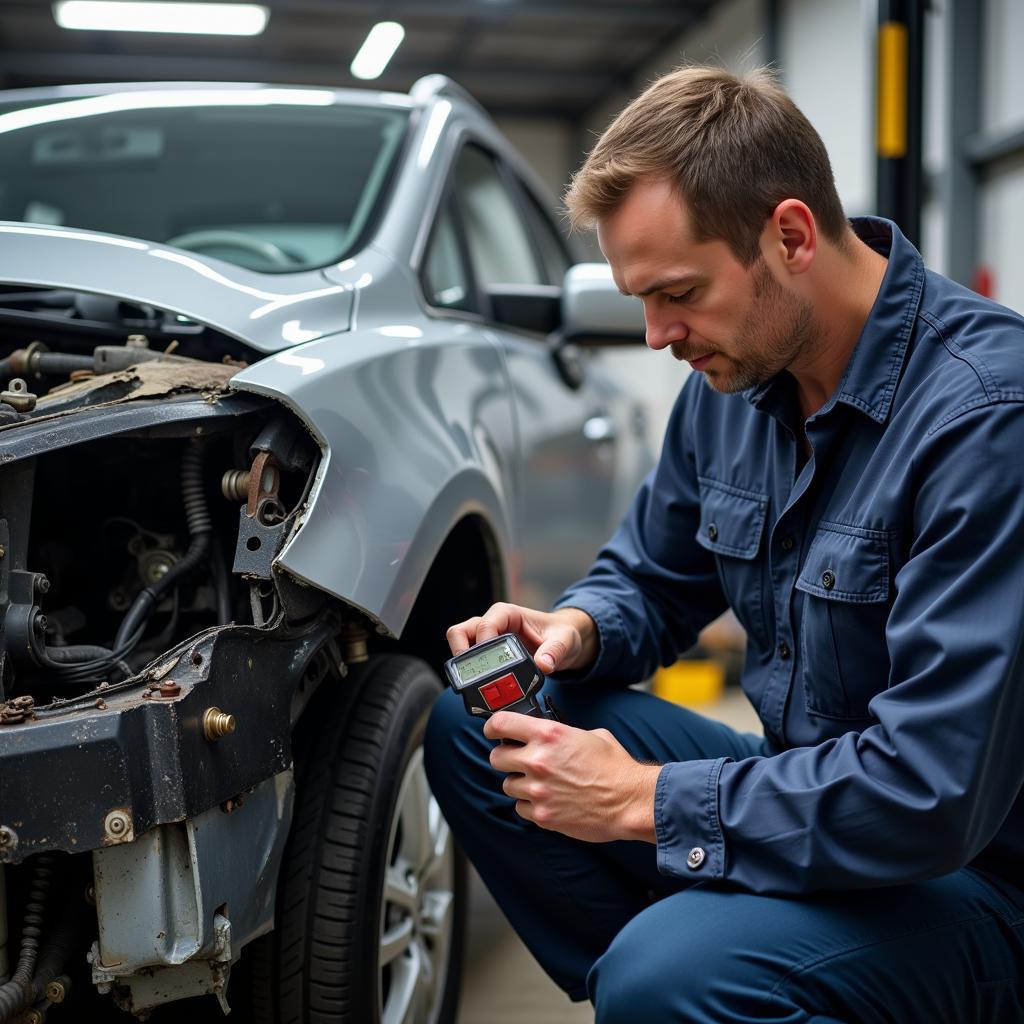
[875,0,926,247]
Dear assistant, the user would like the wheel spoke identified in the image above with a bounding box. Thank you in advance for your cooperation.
[382,942,421,1024]
[420,890,454,943]
[421,802,452,888]
[380,917,415,967]
[385,865,419,913]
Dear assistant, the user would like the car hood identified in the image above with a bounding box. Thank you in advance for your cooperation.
[0,221,356,353]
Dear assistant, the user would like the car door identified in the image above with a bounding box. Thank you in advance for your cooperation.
[442,143,623,607]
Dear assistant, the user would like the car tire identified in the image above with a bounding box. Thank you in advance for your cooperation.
[247,654,465,1024]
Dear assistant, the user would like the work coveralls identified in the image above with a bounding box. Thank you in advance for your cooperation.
[426,218,1024,1022]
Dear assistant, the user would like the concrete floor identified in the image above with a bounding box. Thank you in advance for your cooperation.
[456,687,762,1024]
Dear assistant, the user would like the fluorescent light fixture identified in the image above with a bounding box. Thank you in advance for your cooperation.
[53,1,269,36]
[350,21,405,81]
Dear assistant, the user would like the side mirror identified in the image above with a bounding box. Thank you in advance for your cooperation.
[560,263,646,346]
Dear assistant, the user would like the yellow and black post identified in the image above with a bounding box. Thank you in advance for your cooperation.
[876,0,925,246]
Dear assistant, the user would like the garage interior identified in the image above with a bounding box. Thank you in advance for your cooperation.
[0,1,1022,1022]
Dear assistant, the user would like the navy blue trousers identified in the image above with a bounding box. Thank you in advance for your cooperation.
[424,680,1024,1022]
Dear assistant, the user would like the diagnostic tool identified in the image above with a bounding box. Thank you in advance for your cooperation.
[444,633,558,720]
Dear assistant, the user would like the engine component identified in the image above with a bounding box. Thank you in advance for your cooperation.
[221,469,250,502]
[89,770,294,1015]
[0,855,52,1022]
[0,380,35,414]
[113,442,211,653]
[202,707,236,741]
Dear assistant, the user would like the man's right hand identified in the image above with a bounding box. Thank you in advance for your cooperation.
[446,603,598,676]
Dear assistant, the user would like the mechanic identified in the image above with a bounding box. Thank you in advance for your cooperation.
[424,65,1024,1023]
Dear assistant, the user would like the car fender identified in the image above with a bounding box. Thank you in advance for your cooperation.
[230,321,518,636]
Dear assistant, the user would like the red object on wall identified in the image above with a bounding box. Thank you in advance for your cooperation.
[479,672,525,710]
[972,265,994,298]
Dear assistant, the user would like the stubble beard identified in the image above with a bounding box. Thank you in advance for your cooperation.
[687,259,819,394]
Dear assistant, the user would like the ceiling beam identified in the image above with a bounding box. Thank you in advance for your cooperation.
[0,49,619,100]
[260,0,694,28]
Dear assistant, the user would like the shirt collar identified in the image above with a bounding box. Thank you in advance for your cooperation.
[746,216,925,425]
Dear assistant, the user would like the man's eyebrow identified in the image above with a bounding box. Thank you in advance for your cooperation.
[618,275,700,298]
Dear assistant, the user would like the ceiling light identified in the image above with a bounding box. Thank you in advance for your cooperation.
[350,21,405,81]
[53,2,270,36]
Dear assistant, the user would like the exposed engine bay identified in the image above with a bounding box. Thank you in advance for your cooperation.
[0,285,358,1020]
[0,284,320,714]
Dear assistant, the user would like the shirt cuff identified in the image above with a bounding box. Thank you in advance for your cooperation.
[655,757,729,880]
[550,591,624,685]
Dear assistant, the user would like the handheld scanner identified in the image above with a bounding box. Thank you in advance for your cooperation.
[443,633,548,719]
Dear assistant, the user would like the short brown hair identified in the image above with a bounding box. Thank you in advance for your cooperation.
[565,65,849,265]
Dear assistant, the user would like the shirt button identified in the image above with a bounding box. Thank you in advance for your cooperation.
[686,847,706,870]
[781,535,794,552]
[778,641,790,660]
[821,569,836,590]
[707,523,718,541]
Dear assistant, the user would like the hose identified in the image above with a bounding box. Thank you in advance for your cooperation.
[0,855,53,1022]
[113,442,211,652]
[40,645,134,679]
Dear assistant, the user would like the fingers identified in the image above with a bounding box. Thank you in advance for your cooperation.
[445,616,481,656]
[484,710,558,745]
[445,602,523,655]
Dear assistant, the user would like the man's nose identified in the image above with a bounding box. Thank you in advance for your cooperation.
[644,305,688,351]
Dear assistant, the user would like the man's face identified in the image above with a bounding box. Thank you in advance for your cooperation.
[598,178,817,393]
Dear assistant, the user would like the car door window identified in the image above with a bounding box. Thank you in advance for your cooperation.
[454,146,543,288]
[519,189,572,284]
[422,199,475,312]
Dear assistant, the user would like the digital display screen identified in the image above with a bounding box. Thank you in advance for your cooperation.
[455,639,519,687]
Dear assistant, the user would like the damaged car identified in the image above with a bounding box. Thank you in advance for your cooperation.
[0,77,649,1023]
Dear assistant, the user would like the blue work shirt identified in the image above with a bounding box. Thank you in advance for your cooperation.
[554,217,1024,895]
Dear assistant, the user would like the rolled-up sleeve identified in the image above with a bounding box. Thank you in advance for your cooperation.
[654,400,1024,892]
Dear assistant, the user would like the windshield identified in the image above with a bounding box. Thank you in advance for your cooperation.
[0,89,408,273]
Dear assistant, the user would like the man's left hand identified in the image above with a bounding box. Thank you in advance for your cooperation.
[484,712,661,844]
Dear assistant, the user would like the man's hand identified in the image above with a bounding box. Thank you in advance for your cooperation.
[446,602,598,676]
[485,711,660,844]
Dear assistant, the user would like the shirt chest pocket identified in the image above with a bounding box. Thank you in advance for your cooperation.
[695,478,770,650]
[795,523,893,721]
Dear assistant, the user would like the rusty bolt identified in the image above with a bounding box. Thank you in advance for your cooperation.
[24,1009,43,1024]
[0,545,6,559]
[203,708,236,741]
[157,680,181,699]
[1,695,34,725]
[95,699,107,710]
[46,979,67,1003]
[104,810,131,840]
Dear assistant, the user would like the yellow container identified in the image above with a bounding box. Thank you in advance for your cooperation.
[653,659,725,707]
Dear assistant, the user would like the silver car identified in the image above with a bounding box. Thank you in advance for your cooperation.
[0,77,649,1023]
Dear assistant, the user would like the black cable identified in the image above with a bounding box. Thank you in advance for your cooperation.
[0,855,53,1023]
[113,442,211,653]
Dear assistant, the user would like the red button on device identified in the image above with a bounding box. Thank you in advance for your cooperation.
[479,672,525,710]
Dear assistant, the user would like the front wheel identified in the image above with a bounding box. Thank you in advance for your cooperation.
[252,654,465,1024]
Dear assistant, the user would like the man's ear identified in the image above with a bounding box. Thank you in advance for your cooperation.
[765,200,816,276]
